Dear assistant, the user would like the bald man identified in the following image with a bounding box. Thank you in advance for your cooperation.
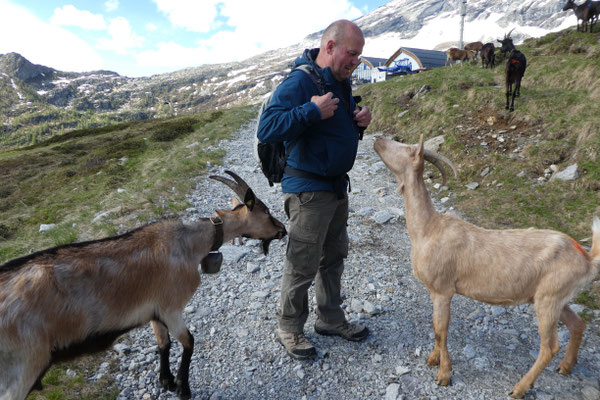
[257,19,372,360]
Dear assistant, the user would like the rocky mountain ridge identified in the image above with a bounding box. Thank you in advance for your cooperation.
[0,0,575,146]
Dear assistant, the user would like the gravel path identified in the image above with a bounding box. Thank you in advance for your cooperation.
[108,122,600,400]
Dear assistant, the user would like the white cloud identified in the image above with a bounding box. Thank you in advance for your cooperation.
[0,0,104,72]
[105,0,119,12]
[97,17,145,55]
[141,0,363,71]
[50,5,107,30]
[218,0,362,54]
[152,0,219,33]
[146,23,158,31]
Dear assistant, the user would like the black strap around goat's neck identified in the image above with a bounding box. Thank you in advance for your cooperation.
[208,217,223,251]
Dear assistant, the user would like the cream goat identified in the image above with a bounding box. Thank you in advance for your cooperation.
[0,170,286,400]
[374,135,600,399]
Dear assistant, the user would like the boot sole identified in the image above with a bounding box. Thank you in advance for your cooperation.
[275,337,317,360]
[314,326,369,342]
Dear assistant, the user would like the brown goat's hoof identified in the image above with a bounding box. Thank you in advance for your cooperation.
[176,386,191,400]
[160,376,176,392]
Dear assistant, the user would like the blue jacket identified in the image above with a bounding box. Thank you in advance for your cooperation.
[257,48,361,194]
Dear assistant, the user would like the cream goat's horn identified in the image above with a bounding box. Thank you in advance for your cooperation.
[423,150,458,186]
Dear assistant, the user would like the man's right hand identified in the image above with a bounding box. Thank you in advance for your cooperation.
[311,92,339,120]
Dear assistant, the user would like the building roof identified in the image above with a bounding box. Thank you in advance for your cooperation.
[359,57,388,68]
[386,47,447,70]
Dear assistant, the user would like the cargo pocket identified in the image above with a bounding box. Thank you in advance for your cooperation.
[287,227,320,276]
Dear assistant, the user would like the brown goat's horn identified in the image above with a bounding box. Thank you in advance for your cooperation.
[423,150,458,186]
[210,170,267,208]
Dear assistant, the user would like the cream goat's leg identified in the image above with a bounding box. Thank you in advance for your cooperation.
[510,302,561,399]
[557,305,586,374]
[427,292,453,386]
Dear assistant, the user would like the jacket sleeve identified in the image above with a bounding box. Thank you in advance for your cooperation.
[256,71,323,144]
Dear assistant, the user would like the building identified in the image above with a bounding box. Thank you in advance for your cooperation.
[351,47,447,84]
[386,47,447,71]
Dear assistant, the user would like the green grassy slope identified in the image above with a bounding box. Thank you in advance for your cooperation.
[0,106,254,263]
[357,28,600,239]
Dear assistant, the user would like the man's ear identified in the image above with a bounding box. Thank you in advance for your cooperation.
[326,39,336,54]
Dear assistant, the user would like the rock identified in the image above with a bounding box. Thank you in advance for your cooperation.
[582,385,600,400]
[424,135,444,152]
[386,383,400,400]
[374,210,394,224]
[39,224,57,232]
[466,182,480,190]
[550,164,579,181]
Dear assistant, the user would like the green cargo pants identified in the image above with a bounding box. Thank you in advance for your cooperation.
[278,191,349,333]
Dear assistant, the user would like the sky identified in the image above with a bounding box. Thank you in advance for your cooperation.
[0,0,390,77]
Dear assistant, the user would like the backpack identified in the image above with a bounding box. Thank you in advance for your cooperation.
[255,64,326,186]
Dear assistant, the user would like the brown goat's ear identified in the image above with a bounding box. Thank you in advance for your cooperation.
[231,196,242,208]
[244,188,256,211]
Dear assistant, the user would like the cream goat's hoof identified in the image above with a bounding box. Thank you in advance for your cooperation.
[557,363,573,375]
[509,388,526,399]
[435,375,451,386]
[426,352,440,366]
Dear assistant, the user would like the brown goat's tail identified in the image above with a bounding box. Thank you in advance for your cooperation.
[590,216,600,263]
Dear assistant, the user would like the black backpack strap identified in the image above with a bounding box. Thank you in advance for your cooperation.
[293,64,326,96]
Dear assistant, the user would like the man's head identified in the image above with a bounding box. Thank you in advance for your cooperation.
[316,19,364,81]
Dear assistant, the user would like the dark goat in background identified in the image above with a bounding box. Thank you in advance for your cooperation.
[498,31,527,112]
[562,0,600,32]
[497,28,515,58]
[504,49,527,112]
[480,42,495,68]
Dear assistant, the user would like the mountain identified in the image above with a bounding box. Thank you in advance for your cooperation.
[0,0,576,148]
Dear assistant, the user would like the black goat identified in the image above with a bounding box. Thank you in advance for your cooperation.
[505,49,527,112]
[497,28,515,59]
[480,42,495,69]
[562,0,600,32]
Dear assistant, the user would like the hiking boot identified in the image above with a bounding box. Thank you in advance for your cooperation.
[276,328,317,360]
[314,319,369,342]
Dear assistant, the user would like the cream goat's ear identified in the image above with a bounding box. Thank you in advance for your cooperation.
[416,134,424,159]
[231,196,242,207]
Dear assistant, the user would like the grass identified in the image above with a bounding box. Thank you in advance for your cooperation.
[26,357,120,400]
[0,106,253,262]
[356,27,600,307]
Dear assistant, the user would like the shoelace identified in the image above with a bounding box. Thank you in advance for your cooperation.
[292,333,307,345]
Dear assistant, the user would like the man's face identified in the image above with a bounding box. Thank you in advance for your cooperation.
[330,34,364,81]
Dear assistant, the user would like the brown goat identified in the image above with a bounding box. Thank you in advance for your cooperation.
[374,135,600,399]
[464,41,484,59]
[445,48,475,67]
[480,42,496,68]
[0,171,287,400]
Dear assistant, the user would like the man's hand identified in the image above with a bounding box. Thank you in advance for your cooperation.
[311,92,339,120]
[353,105,371,128]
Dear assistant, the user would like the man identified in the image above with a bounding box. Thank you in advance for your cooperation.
[257,19,372,360]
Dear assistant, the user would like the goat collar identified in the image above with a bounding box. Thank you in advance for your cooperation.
[209,217,223,251]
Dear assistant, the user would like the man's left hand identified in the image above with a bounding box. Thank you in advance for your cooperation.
[353,105,371,128]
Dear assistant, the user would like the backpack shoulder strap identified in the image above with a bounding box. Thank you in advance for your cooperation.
[292,64,326,96]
